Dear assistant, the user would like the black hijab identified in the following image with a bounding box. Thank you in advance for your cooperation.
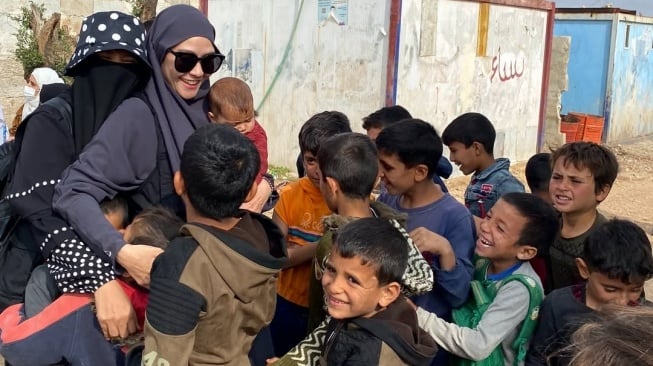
[39,83,70,104]
[144,4,219,171]
[64,11,152,156]
[71,59,148,155]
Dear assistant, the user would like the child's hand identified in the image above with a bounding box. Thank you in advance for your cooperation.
[94,280,138,339]
[266,357,280,365]
[241,180,273,213]
[410,227,456,271]
[410,227,451,255]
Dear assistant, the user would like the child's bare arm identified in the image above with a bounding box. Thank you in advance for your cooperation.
[241,181,273,213]
[285,242,318,268]
[271,203,317,268]
[272,211,289,237]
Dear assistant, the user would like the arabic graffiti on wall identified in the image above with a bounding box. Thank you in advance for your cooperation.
[490,47,525,83]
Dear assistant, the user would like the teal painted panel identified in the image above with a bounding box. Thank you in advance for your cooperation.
[608,21,653,141]
[554,19,611,116]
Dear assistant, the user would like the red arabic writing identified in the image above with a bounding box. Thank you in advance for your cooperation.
[490,47,525,83]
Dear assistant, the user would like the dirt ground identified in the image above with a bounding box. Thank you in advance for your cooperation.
[444,136,653,299]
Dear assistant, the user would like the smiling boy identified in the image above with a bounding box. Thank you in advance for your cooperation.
[416,193,558,366]
[319,218,438,365]
[441,113,524,226]
[526,219,653,366]
[547,142,619,290]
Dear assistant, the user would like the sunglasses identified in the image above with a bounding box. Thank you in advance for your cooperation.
[169,50,225,74]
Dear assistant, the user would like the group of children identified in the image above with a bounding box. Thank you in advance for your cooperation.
[0,72,651,366]
[262,104,652,366]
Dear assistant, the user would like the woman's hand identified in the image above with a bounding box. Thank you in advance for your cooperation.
[116,244,163,287]
[94,280,138,339]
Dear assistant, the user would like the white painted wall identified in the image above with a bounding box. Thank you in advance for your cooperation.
[396,0,549,167]
[207,0,390,169]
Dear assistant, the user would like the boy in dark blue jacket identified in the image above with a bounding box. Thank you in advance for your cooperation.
[376,119,475,366]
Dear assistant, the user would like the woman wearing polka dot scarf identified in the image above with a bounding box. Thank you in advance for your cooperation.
[2,8,150,321]
[51,5,223,341]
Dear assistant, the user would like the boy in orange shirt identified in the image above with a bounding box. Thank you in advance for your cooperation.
[269,111,351,355]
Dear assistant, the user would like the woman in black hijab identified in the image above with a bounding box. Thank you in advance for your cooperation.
[51,5,223,339]
[2,11,150,316]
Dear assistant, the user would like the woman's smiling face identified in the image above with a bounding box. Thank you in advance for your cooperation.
[161,36,215,100]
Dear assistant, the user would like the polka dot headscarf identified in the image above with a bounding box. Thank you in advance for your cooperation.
[65,11,150,76]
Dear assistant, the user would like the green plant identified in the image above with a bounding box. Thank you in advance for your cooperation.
[128,0,157,22]
[269,164,292,180]
[12,3,46,79]
[11,2,76,82]
[48,26,76,83]
[129,0,145,18]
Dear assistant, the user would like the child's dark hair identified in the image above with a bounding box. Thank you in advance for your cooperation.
[100,195,128,229]
[551,142,619,195]
[583,219,653,284]
[180,124,259,219]
[361,105,412,131]
[442,112,496,154]
[317,133,378,199]
[525,153,552,194]
[332,218,408,286]
[375,119,443,179]
[499,192,559,253]
[298,111,351,156]
[126,206,183,249]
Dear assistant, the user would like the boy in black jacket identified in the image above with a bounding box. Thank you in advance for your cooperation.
[319,218,437,365]
[526,219,653,366]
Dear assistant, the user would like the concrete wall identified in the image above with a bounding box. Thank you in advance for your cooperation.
[395,0,551,165]
[0,0,199,128]
[207,0,390,168]
[543,36,570,149]
[608,15,653,141]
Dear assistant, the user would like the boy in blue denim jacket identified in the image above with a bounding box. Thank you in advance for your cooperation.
[442,113,524,230]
